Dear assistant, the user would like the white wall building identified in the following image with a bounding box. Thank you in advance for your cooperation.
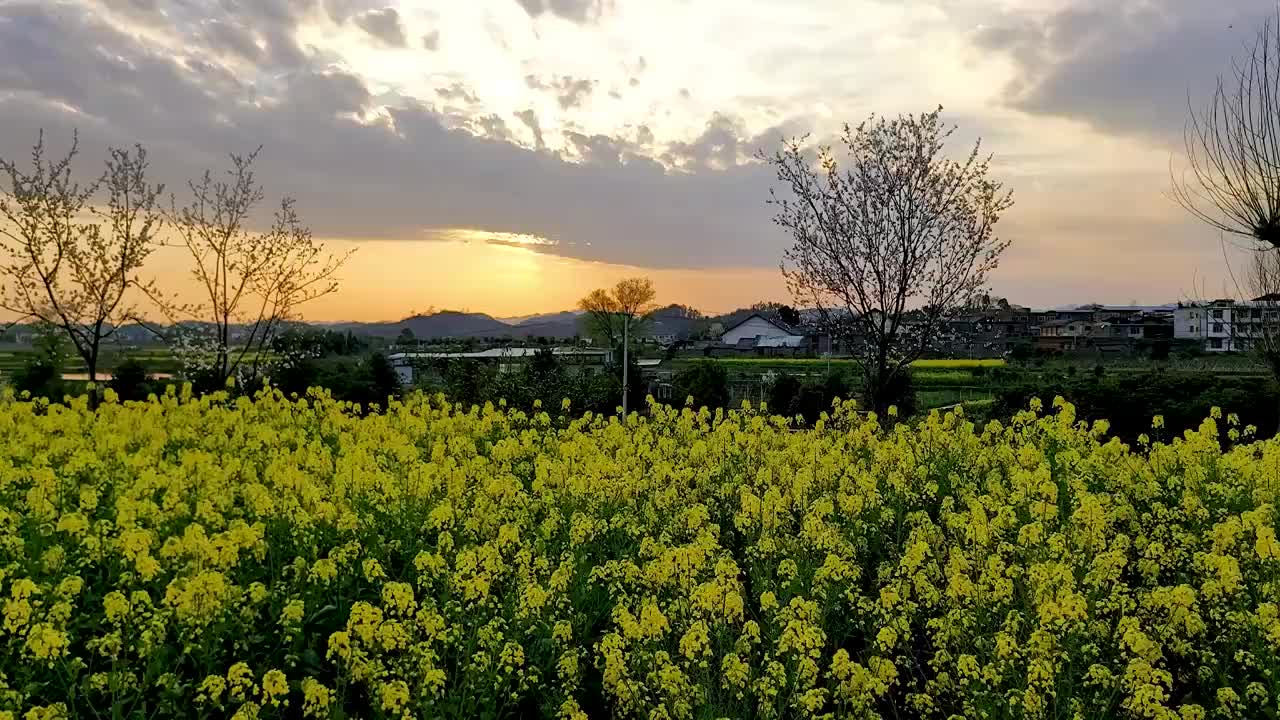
[720,313,802,346]
[1174,299,1280,352]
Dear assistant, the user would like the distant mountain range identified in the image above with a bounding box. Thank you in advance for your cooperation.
[9,301,1179,347]
[326,310,586,339]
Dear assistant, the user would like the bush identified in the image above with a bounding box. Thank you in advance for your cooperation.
[766,372,803,417]
[674,359,729,409]
[108,358,153,401]
[878,368,917,419]
[272,352,401,409]
[992,370,1280,442]
[9,357,63,400]
[791,370,853,424]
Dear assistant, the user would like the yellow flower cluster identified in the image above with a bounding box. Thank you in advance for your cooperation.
[0,385,1277,718]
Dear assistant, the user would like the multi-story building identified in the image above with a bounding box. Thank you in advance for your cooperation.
[1174,298,1280,352]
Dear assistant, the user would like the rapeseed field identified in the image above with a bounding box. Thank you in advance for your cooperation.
[0,386,1277,719]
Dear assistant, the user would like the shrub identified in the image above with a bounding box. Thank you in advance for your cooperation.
[674,359,730,409]
[108,358,153,401]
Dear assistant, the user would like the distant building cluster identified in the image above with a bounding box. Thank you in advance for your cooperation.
[1024,304,1175,354]
[707,304,1181,359]
[1173,296,1280,353]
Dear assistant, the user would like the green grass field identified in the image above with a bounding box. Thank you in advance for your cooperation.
[910,358,1005,369]
[917,388,995,409]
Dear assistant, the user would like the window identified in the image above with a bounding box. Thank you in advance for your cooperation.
[1188,325,1198,333]
[1210,338,1223,349]
[1129,326,1141,336]
[1213,323,1224,333]
[1212,309,1224,319]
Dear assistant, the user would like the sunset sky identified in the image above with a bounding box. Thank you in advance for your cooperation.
[0,0,1274,321]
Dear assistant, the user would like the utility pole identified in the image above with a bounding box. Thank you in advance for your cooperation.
[622,313,630,419]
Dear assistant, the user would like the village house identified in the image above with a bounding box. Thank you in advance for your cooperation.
[717,313,808,355]
[1174,298,1280,352]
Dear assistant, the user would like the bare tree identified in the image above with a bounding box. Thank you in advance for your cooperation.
[1172,12,1280,395]
[764,107,1013,416]
[0,131,163,384]
[1224,247,1280,375]
[1173,13,1280,248]
[577,277,657,416]
[164,148,351,385]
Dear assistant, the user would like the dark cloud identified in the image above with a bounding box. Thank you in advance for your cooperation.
[96,0,163,20]
[200,19,264,62]
[525,74,595,110]
[436,82,479,105]
[564,131,622,165]
[421,30,439,51]
[352,7,406,47]
[555,77,593,110]
[665,114,748,170]
[514,0,609,24]
[91,0,313,68]
[665,114,806,171]
[975,0,1278,145]
[0,1,787,270]
[514,109,545,150]
[475,114,513,142]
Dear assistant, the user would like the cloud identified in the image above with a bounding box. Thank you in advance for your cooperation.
[554,77,593,110]
[474,114,513,142]
[514,109,546,150]
[0,1,785,271]
[664,113,805,171]
[199,19,264,62]
[421,30,439,51]
[974,0,1278,145]
[436,82,480,105]
[513,0,610,24]
[525,74,595,110]
[352,7,406,47]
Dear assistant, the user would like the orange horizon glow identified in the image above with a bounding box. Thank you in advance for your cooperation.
[296,238,792,321]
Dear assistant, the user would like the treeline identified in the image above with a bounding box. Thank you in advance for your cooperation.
[987,370,1280,443]
[413,351,647,417]
[669,359,915,422]
[6,327,401,407]
[6,333,919,425]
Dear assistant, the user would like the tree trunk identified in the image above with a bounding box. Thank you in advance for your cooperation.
[1265,350,1280,434]
[871,346,891,418]
[622,314,629,419]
